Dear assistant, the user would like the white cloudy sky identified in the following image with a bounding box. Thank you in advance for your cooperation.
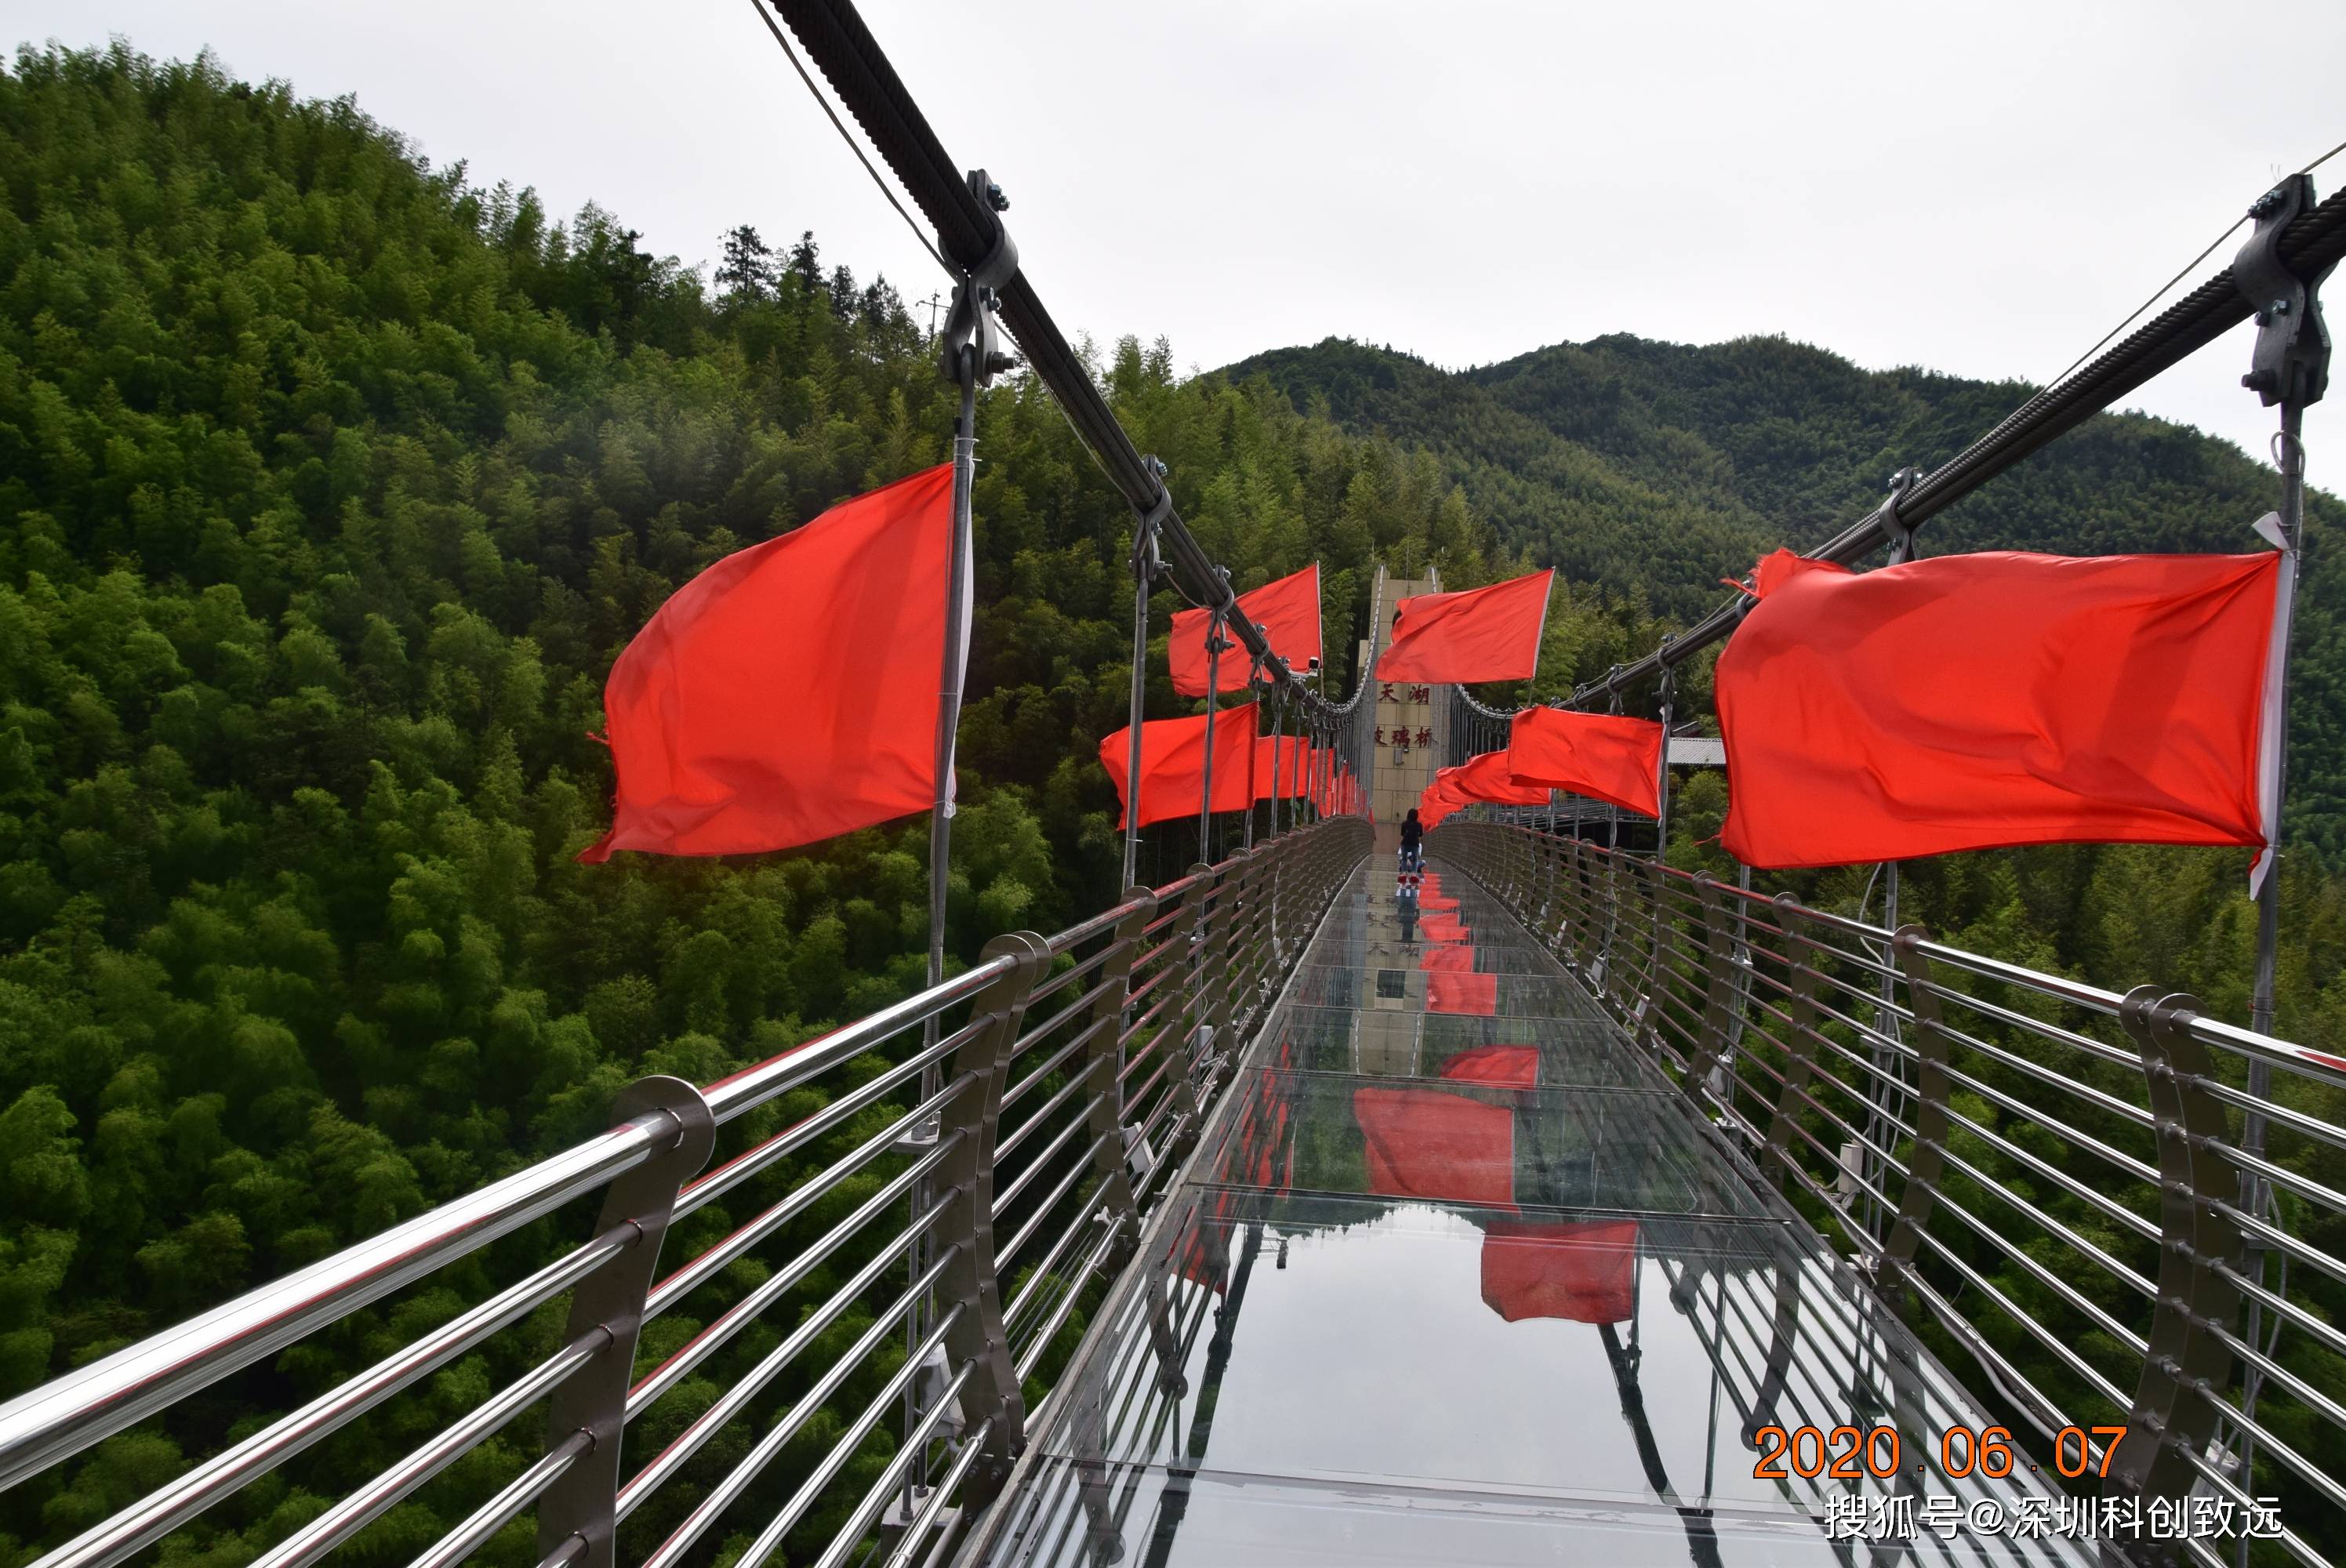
[7,0,2344,500]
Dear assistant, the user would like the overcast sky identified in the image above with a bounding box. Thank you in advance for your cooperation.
[9,0,2344,507]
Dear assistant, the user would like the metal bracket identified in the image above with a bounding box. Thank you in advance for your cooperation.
[536,1076,717,1568]
[2235,172,2333,409]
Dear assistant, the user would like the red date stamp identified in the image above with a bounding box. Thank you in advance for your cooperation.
[1752,1424,2129,1480]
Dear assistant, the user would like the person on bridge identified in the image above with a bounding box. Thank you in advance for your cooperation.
[1400,807,1425,872]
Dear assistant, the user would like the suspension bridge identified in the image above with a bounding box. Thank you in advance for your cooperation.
[3,2,2344,1566]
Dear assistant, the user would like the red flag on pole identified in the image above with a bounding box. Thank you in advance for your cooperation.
[1099,702,1257,829]
[1509,707,1662,817]
[1170,564,1322,696]
[580,465,956,862]
[1717,548,2285,871]
[1252,736,1305,802]
[1375,569,1553,684]
[1432,752,1552,807]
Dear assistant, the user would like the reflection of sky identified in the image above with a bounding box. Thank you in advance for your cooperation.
[1178,1201,1798,1512]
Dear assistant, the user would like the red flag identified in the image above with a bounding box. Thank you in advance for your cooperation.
[1375,569,1553,684]
[581,465,957,862]
[1480,1220,1638,1324]
[1169,564,1322,696]
[1099,702,1257,829]
[1440,1045,1540,1091]
[1717,549,2283,870]
[1435,751,1552,807]
[1509,707,1661,818]
[1353,1086,1516,1211]
[1252,736,1307,802]
[1428,969,1498,1016]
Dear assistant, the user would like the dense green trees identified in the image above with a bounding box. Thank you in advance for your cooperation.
[3,34,2344,1565]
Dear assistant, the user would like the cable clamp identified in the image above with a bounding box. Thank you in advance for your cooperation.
[1131,457,1171,582]
[2234,172,2333,409]
[938,169,1022,388]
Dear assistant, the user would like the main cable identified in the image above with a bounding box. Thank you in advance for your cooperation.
[746,0,951,281]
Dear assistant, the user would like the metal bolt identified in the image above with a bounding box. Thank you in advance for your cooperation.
[985,181,1009,212]
[2269,298,2292,316]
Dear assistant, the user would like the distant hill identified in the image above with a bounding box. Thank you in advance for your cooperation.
[1226,335,2346,850]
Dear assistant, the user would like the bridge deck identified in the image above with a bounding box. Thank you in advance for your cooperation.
[965,857,2094,1566]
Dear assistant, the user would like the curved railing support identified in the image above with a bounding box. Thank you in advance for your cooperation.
[2111,987,2245,1506]
[932,931,1052,1497]
[536,1076,717,1568]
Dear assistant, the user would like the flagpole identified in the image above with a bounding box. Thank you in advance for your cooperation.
[1198,575,1229,865]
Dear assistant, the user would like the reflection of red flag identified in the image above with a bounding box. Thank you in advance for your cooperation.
[1099,703,1256,829]
[1435,752,1552,807]
[1375,570,1553,683]
[582,465,957,862]
[1480,1220,1639,1324]
[1353,1086,1516,1210]
[1421,944,1476,972]
[1717,549,2282,870]
[1441,1045,1540,1090]
[1419,916,1469,942]
[1428,969,1498,1016]
[1509,708,1662,818]
[1421,892,1459,911]
[1171,565,1322,696]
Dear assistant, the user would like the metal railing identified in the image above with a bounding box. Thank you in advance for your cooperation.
[0,818,1371,1568]
[1436,818,2346,1568]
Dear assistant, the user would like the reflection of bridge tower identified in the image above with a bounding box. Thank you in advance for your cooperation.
[1355,564,1442,1077]
[1366,563,1440,856]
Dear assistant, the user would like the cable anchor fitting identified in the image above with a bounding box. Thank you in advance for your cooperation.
[939,169,1022,389]
[1131,456,1171,584]
[1876,466,1921,564]
[2233,172,2333,409]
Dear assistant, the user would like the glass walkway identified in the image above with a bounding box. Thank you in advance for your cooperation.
[962,856,2096,1567]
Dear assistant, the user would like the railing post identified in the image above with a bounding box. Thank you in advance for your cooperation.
[1686,875,1739,1103]
[1084,891,1154,1258]
[931,930,1052,1500]
[1630,858,1678,1056]
[1197,854,1243,1091]
[2110,987,2246,1511]
[1882,927,1953,1280]
[1760,895,1825,1190]
[536,1077,717,1568]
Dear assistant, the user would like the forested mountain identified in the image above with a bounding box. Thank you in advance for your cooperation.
[3,39,2344,1564]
